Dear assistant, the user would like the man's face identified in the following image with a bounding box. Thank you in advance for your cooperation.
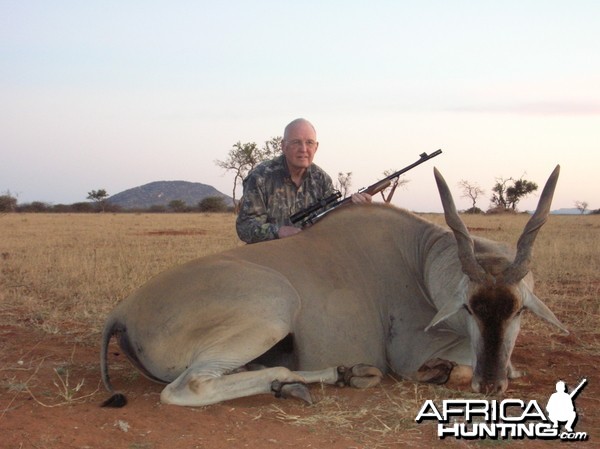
[282,121,319,171]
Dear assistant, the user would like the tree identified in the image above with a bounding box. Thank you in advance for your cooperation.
[215,137,282,211]
[198,196,228,213]
[506,178,538,210]
[458,180,485,213]
[335,172,353,198]
[379,170,409,203]
[87,189,109,212]
[574,200,589,215]
[490,176,537,211]
[261,136,282,160]
[215,141,259,211]
[490,178,509,210]
[0,191,17,212]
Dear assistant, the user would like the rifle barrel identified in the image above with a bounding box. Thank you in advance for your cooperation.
[358,149,442,196]
[289,149,442,227]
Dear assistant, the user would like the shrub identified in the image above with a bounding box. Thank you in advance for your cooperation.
[486,206,518,215]
[462,206,483,214]
[198,196,228,213]
[0,194,17,212]
[70,202,95,213]
[17,202,49,212]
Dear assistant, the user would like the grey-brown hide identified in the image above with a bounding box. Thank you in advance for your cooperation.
[100,166,566,406]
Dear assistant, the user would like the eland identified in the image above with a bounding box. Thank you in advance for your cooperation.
[101,166,566,407]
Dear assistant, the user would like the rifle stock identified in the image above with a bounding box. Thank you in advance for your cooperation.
[290,149,442,227]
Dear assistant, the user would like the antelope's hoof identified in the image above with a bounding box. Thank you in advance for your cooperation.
[271,380,313,404]
[337,364,383,389]
[417,358,457,384]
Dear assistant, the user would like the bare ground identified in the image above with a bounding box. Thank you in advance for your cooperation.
[1,311,598,449]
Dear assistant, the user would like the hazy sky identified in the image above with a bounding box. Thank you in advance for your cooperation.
[2,1,599,212]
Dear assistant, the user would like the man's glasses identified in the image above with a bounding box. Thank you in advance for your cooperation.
[287,139,318,150]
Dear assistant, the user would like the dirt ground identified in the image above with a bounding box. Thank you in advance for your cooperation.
[1,312,597,449]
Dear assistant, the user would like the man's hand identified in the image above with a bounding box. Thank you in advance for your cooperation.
[350,193,372,204]
[277,225,302,239]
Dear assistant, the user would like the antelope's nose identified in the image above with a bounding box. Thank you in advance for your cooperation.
[472,379,508,395]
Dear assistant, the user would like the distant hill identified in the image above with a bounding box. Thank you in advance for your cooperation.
[524,208,590,215]
[550,208,589,215]
[107,181,233,209]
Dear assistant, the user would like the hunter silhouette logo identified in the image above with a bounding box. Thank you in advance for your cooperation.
[415,379,589,441]
[546,379,587,433]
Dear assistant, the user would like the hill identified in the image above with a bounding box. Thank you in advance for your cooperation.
[107,181,233,209]
[550,208,589,215]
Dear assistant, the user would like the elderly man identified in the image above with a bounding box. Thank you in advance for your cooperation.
[236,118,370,243]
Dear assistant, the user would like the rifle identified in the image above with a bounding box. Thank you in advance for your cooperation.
[290,149,442,227]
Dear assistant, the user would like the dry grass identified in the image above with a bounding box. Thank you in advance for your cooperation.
[267,380,476,448]
[0,210,597,348]
[0,213,243,336]
[0,211,598,445]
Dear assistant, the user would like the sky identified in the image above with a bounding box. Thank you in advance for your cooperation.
[1,1,599,212]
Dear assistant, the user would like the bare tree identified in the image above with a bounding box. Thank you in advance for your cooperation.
[379,170,409,203]
[335,172,352,198]
[458,180,485,213]
[574,200,589,214]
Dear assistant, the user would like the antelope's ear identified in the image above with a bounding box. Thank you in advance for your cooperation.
[523,290,569,334]
[425,300,463,332]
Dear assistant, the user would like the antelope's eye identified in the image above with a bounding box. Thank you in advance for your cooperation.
[463,304,473,315]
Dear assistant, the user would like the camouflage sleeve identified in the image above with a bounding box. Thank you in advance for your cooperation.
[322,174,335,200]
[235,174,279,244]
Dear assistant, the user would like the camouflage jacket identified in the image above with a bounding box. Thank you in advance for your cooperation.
[236,155,334,243]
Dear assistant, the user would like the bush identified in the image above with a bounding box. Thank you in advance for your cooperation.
[70,202,95,213]
[51,204,73,213]
[148,205,167,213]
[462,207,483,214]
[168,200,188,213]
[198,196,228,213]
[486,206,518,215]
[0,194,17,212]
[17,202,49,212]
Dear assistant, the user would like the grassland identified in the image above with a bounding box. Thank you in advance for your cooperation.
[0,213,244,336]
[2,212,597,337]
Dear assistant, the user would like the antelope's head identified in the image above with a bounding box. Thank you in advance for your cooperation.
[429,165,567,394]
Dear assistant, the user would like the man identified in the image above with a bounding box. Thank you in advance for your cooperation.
[236,118,370,243]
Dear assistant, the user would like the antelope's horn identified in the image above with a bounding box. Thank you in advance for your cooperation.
[503,165,560,284]
[434,168,490,283]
